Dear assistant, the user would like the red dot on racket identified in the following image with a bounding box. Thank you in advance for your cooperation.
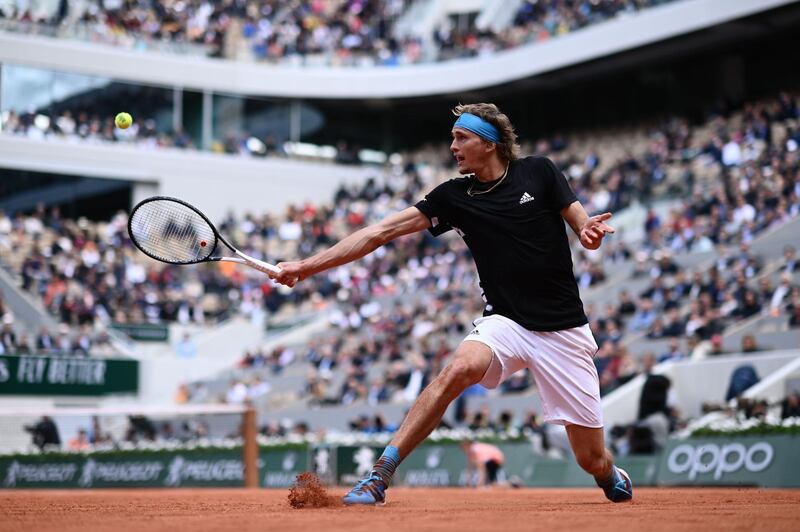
[200,240,207,247]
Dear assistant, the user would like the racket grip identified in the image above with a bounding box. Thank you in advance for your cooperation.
[231,250,281,275]
[245,257,281,275]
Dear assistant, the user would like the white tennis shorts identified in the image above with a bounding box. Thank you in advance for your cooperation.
[463,314,602,428]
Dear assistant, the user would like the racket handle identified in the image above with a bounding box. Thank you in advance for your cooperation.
[231,251,282,274]
[244,257,281,275]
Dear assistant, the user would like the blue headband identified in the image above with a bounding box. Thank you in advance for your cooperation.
[453,113,501,143]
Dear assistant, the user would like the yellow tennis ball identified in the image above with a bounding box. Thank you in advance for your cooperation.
[115,112,132,129]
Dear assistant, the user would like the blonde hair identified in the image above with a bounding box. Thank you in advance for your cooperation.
[452,103,520,162]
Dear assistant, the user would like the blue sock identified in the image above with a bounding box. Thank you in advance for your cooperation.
[372,446,401,484]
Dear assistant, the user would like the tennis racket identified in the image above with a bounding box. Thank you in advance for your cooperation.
[127,196,281,276]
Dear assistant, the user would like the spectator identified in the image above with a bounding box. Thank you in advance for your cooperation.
[175,332,198,358]
[24,416,61,450]
[630,297,657,331]
[662,308,685,337]
[247,376,271,399]
[782,245,798,274]
[781,392,800,419]
[741,334,760,353]
[367,377,390,405]
[708,334,727,356]
[635,354,676,452]
[790,305,800,328]
[617,290,637,316]
[174,383,192,404]
[35,329,56,354]
[735,291,762,319]
[658,338,685,363]
[725,365,759,401]
[501,369,531,394]
[68,429,91,451]
[770,274,795,315]
[15,334,33,355]
[0,316,17,354]
[225,379,249,404]
[638,354,672,421]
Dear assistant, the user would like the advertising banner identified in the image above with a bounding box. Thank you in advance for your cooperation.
[0,447,309,488]
[336,445,384,486]
[0,451,242,488]
[111,323,169,342]
[338,442,660,488]
[0,355,138,396]
[656,435,800,487]
[260,447,309,488]
[5,436,795,489]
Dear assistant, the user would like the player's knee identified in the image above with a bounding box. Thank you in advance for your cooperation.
[441,359,484,391]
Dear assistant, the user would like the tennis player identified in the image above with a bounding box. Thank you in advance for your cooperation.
[269,103,633,505]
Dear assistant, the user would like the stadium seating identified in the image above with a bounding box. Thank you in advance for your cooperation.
[0,0,678,66]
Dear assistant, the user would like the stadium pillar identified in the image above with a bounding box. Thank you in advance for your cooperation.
[289,100,301,143]
[243,407,259,488]
[0,63,3,127]
[202,90,213,150]
[172,88,183,133]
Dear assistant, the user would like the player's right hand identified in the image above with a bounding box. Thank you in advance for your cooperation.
[270,261,305,288]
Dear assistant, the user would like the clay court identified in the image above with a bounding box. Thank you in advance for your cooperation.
[2,487,799,532]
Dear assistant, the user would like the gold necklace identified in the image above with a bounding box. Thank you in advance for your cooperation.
[467,163,510,197]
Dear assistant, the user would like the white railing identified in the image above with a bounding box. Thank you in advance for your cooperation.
[0,135,375,221]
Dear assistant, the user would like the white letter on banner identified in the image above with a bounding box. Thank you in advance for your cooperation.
[17,358,40,383]
[745,442,774,472]
[667,444,695,474]
[715,443,746,480]
[689,444,720,481]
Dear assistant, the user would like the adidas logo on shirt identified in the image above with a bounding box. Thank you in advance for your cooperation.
[519,192,535,204]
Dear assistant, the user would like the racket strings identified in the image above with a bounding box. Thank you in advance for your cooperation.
[130,200,216,264]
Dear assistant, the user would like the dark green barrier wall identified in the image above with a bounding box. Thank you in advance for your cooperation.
[0,355,138,396]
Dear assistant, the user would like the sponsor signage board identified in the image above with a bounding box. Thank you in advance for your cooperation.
[0,448,308,488]
[657,435,800,487]
[3,436,796,489]
[111,323,169,342]
[0,355,138,396]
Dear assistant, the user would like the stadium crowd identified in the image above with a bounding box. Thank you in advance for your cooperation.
[1,0,678,66]
[0,292,118,356]
[0,203,245,356]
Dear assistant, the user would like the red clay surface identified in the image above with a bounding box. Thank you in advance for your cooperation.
[1,487,799,532]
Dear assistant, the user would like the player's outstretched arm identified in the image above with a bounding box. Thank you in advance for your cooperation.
[560,201,615,250]
[270,207,430,287]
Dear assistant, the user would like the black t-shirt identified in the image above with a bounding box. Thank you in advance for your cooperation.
[414,156,587,331]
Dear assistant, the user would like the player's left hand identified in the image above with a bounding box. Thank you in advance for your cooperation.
[580,212,615,250]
